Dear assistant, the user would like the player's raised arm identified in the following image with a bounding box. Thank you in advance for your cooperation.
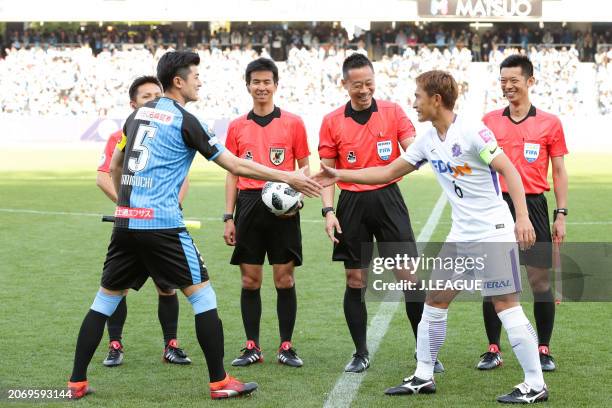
[314,157,415,187]
[214,150,321,197]
[490,152,536,250]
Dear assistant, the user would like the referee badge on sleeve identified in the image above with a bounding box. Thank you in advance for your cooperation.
[523,143,540,163]
[270,148,285,166]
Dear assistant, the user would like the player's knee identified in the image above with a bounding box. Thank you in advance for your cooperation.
[241,274,262,289]
[91,289,124,317]
[528,276,550,293]
[274,273,294,289]
[157,287,176,296]
[187,284,217,314]
[345,269,364,288]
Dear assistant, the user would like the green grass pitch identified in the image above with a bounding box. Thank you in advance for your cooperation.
[0,150,611,407]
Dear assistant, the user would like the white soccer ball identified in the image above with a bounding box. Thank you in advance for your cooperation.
[261,182,303,216]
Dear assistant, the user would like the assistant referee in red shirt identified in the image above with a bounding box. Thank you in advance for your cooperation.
[318,53,442,373]
[477,54,568,372]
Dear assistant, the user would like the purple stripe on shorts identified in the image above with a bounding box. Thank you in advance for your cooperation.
[509,247,522,293]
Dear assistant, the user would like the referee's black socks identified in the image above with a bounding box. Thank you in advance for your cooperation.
[70,310,108,382]
[195,309,226,383]
[344,286,368,356]
[276,286,297,343]
[158,293,179,344]
[533,288,555,347]
[240,288,262,345]
[403,287,426,339]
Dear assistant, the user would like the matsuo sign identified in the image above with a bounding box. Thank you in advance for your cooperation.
[418,0,542,19]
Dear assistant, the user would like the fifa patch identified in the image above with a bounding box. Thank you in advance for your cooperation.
[208,136,220,146]
[478,128,494,143]
[99,153,106,167]
[451,143,462,157]
[377,140,393,161]
[270,148,285,166]
[523,143,540,163]
[245,151,253,160]
[135,107,174,125]
[347,151,357,164]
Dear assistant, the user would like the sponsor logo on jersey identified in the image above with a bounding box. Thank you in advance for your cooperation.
[377,140,393,160]
[451,143,462,157]
[270,148,285,166]
[245,151,253,160]
[524,143,540,163]
[431,160,472,178]
[135,107,174,125]
[478,128,494,143]
[114,206,154,219]
[484,279,511,289]
[347,151,357,164]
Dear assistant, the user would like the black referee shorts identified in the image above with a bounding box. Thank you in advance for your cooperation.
[231,189,302,266]
[503,192,553,269]
[101,228,209,292]
[333,183,418,269]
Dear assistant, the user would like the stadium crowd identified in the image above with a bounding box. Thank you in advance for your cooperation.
[3,22,611,62]
[595,47,612,115]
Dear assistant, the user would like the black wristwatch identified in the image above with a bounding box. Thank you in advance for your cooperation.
[553,208,568,220]
[223,213,234,222]
[322,207,335,217]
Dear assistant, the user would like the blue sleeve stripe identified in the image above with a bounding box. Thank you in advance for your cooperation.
[208,144,225,161]
[178,231,202,284]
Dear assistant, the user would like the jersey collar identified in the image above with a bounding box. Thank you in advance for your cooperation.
[344,98,378,125]
[503,104,536,125]
[247,106,281,127]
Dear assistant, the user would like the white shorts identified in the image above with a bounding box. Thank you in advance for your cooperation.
[429,232,522,297]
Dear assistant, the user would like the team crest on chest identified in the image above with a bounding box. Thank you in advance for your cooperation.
[451,143,462,157]
[270,148,285,166]
[347,151,357,164]
[377,140,393,161]
[523,143,540,163]
[244,150,253,160]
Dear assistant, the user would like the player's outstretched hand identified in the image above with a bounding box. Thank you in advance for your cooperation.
[223,219,236,246]
[325,212,342,244]
[287,166,322,198]
[312,163,340,187]
[515,215,536,250]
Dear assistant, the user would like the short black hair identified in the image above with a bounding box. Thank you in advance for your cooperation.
[156,51,200,91]
[499,54,534,78]
[245,57,279,85]
[342,53,374,79]
[128,76,162,101]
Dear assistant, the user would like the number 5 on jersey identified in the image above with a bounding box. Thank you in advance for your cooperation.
[128,125,157,172]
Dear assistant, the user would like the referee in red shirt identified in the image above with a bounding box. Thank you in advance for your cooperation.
[318,54,442,373]
[223,58,309,368]
[477,54,568,372]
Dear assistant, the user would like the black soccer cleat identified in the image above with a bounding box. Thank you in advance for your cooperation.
[103,340,124,367]
[163,339,192,365]
[538,346,556,372]
[277,341,303,367]
[477,344,504,370]
[497,383,548,404]
[414,352,445,373]
[232,340,263,367]
[384,375,436,396]
[344,353,370,373]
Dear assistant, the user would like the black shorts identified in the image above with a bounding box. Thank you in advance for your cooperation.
[101,228,209,292]
[231,189,302,266]
[334,183,418,269]
[503,192,552,268]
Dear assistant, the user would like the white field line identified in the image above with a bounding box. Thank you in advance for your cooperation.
[0,208,609,225]
[322,193,447,408]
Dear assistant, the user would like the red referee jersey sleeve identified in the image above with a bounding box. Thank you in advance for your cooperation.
[225,121,238,155]
[318,118,337,159]
[97,130,123,172]
[548,118,569,157]
[395,104,416,142]
[292,117,310,160]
